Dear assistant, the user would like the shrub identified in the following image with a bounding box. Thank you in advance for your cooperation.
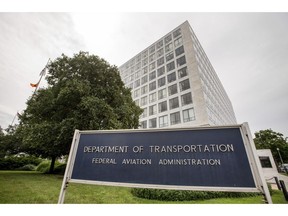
[0,156,42,170]
[131,188,260,201]
[17,164,36,171]
[36,160,51,173]
[54,163,66,175]
[36,160,66,174]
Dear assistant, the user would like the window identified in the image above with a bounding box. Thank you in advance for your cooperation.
[178,67,187,78]
[157,66,165,77]
[136,63,141,70]
[167,72,176,83]
[136,54,141,62]
[135,71,141,79]
[141,75,148,85]
[179,79,190,91]
[142,50,148,58]
[149,53,156,62]
[166,52,174,62]
[158,77,166,88]
[183,108,195,122]
[174,37,183,47]
[142,58,148,66]
[175,45,184,56]
[142,66,148,74]
[149,71,156,81]
[140,96,148,106]
[149,45,155,54]
[149,92,157,103]
[165,42,173,52]
[157,48,164,58]
[176,56,186,67]
[166,61,175,72]
[149,62,156,71]
[259,157,272,168]
[157,57,164,67]
[181,92,193,106]
[170,112,181,125]
[129,74,134,82]
[134,79,140,88]
[158,101,167,113]
[157,40,163,49]
[149,118,157,128]
[159,115,168,128]
[149,105,157,116]
[128,83,133,89]
[141,108,147,118]
[149,81,156,91]
[140,120,147,129]
[141,85,147,95]
[168,84,178,96]
[169,97,179,109]
[134,88,140,98]
[173,28,181,38]
[158,88,167,99]
[165,34,172,44]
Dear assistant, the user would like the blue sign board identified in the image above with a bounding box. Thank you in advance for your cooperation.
[70,127,256,189]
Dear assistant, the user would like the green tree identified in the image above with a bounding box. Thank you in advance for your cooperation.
[254,129,288,164]
[19,51,142,173]
[0,125,23,158]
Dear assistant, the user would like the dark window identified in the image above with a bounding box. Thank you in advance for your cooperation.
[168,84,178,96]
[167,72,176,83]
[165,34,172,44]
[176,56,186,67]
[149,71,156,81]
[173,28,181,38]
[157,66,165,77]
[170,112,181,125]
[179,79,190,91]
[149,118,157,128]
[141,75,148,84]
[169,97,179,110]
[175,46,184,56]
[140,121,147,129]
[158,77,166,88]
[259,157,272,168]
[178,67,187,78]
[158,101,168,113]
[157,57,165,67]
[183,108,196,122]
[166,61,175,72]
[149,81,156,91]
[166,52,174,62]
[181,93,193,106]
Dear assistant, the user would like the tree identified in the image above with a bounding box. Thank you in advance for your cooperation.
[0,125,23,158]
[19,51,142,173]
[254,129,288,164]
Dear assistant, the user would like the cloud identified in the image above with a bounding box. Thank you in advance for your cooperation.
[0,13,86,128]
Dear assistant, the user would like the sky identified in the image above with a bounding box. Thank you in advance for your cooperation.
[0,11,288,137]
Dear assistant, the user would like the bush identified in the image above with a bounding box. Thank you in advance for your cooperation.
[36,160,66,174]
[0,156,42,170]
[17,164,36,171]
[54,163,66,175]
[131,188,260,201]
[36,161,51,173]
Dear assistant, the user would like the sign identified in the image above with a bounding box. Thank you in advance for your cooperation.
[58,123,272,203]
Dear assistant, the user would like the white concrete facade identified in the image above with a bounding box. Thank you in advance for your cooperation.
[119,21,237,129]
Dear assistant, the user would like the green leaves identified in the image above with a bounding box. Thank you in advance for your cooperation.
[18,51,142,171]
[254,129,288,164]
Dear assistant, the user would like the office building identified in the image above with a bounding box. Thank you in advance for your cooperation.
[119,21,237,129]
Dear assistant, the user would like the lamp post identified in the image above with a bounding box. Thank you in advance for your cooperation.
[277,147,284,164]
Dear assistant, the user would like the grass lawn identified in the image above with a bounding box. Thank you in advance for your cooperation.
[0,171,287,204]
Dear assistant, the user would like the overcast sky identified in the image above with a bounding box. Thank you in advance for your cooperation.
[0,12,287,137]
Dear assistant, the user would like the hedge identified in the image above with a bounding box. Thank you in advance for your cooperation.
[131,188,261,201]
[0,156,42,170]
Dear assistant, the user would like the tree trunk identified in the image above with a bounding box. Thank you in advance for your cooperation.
[49,156,56,174]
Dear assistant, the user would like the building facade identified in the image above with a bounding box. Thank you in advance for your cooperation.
[119,21,237,129]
